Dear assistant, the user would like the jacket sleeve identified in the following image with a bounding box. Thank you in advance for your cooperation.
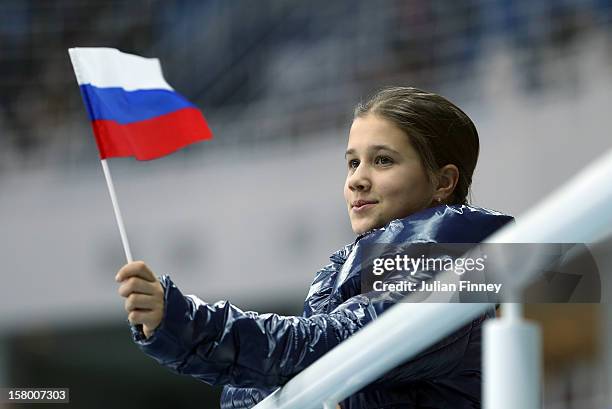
[131,275,368,388]
[132,273,486,391]
[220,385,278,409]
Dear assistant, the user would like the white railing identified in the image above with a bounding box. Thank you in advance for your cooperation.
[254,147,612,409]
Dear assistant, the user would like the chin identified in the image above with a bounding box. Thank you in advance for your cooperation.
[351,223,366,235]
[352,227,365,235]
[351,221,374,235]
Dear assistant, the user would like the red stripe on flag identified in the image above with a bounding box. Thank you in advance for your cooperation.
[91,107,213,160]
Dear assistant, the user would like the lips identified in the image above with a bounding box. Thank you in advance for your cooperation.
[351,199,378,210]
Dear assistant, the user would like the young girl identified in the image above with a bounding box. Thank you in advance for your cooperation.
[116,87,513,408]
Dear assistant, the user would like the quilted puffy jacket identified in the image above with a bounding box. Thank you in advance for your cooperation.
[131,205,513,408]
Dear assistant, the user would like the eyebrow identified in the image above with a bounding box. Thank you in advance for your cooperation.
[344,145,401,158]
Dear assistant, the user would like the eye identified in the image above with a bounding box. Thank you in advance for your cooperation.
[348,159,360,169]
[375,155,393,166]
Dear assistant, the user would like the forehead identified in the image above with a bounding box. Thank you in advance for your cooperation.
[347,114,411,152]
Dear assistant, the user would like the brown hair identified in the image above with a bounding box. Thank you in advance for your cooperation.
[354,87,479,205]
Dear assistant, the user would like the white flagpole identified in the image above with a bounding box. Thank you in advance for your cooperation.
[100,159,133,263]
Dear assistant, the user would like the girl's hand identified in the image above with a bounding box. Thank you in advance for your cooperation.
[115,261,164,339]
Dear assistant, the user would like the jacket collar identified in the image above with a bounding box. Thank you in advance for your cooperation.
[329,204,513,264]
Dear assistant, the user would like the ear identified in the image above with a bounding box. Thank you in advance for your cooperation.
[433,164,459,202]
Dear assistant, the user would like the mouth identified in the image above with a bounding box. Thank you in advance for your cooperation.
[351,199,378,212]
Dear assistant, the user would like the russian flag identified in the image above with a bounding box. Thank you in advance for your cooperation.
[68,47,213,160]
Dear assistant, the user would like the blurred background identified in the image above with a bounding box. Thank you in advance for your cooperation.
[1,0,611,408]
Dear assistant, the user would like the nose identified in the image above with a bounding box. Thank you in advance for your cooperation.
[348,163,371,192]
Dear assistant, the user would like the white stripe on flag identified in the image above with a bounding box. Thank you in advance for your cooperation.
[68,47,174,91]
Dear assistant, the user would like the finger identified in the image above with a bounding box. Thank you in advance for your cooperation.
[115,261,156,283]
[128,310,160,327]
[124,293,159,313]
[117,276,159,297]
[128,310,149,326]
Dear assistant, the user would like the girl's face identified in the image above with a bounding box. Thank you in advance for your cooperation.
[344,113,436,235]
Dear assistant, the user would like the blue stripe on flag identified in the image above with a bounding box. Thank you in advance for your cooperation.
[79,84,195,124]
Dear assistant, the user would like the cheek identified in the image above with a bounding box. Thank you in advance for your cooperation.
[382,169,431,205]
[343,178,350,202]
[377,173,407,197]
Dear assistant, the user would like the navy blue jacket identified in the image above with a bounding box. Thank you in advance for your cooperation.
[131,205,513,408]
